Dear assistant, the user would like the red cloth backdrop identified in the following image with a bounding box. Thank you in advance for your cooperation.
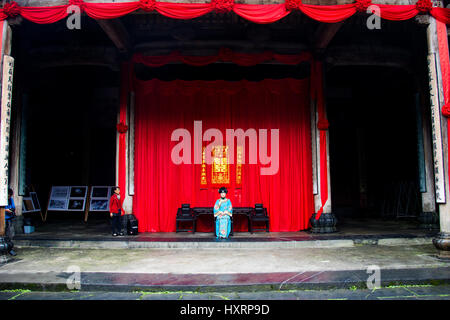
[132,78,314,232]
[117,63,132,206]
[0,1,449,24]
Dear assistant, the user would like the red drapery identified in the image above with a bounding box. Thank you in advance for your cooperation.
[132,78,314,232]
[438,21,450,114]
[0,1,449,25]
[117,62,131,206]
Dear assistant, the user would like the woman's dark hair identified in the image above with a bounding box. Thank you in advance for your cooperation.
[112,186,120,193]
[8,188,13,196]
[218,187,228,194]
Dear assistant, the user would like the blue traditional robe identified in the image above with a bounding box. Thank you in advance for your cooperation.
[214,198,232,238]
[5,197,15,221]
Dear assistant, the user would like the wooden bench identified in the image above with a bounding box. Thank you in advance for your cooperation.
[193,207,253,235]
[176,205,270,234]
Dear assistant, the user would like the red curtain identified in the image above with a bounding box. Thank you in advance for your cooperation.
[300,4,356,23]
[133,78,314,232]
[377,4,418,21]
[1,2,449,25]
[233,4,290,24]
[117,63,131,206]
[438,21,449,109]
[432,7,450,24]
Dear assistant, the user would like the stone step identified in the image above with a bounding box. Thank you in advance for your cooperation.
[0,267,449,293]
[13,235,435,249]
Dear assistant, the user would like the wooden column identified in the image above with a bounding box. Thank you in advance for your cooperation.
[313,106,332,214]
[0,21,12,238]
[422,115,438,213]
[122,92,134,213]
[8,70,23,224]
[416,90,437,228]
[310,62,337,233]
[115,82,134,214]
[320,67,332,214]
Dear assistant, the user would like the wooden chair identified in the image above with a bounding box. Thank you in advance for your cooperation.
[176,204,197,233]
[249,203,269,233]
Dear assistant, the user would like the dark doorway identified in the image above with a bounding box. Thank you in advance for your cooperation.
[327,66,421,219]
[24,66,118,202]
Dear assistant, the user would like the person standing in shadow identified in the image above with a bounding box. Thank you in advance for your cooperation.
[5,188,17,256]
[109,186,126,237]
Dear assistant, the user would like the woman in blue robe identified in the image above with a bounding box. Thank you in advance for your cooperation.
[214,187,232,239]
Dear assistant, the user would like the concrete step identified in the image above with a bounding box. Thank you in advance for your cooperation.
[0,267,449,292]
[13,234,435,249]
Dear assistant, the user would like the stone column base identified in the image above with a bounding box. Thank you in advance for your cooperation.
[433,232,450,260]
[418,212,440,229]
[0,236,13,265]
[309,213,338,233]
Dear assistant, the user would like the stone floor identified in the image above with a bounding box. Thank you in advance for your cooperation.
[2,216,447,299]
[2,245,448,274]
[0,244,449,293]
[15,215,438,242]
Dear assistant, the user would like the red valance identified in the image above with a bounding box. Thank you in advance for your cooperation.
[0,1,449,25]
[132,48,313,67]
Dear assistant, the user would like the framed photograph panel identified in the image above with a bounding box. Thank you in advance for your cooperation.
[70,186,87,199]
[51,186,70,199]
[48,198,68,211]
[90,199,109,211]
[47,186,88,212]
[89,186,113,212]
[67,199,85,211]
[91,186,110,199]
[30,192,41,211]
[22,198,35,213]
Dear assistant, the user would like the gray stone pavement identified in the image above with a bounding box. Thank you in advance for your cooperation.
[1,244,448,274]
[0,244,449,297]
[1,285,449,300]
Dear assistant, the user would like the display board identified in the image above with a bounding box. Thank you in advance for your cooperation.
[89,186,113,212]
[47,186,88,212]
[44,185,115,222]
[22,192,41,213]
[22,190,44,221]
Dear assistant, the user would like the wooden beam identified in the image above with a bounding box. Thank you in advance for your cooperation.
[325,44,413,71]
[96,19,131,54]
[313,22,344,52]
[33,59,119,71]
[135,40,309,55]
[27,45,119,70]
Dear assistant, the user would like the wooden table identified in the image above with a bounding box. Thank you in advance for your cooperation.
[192,207,253,234]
